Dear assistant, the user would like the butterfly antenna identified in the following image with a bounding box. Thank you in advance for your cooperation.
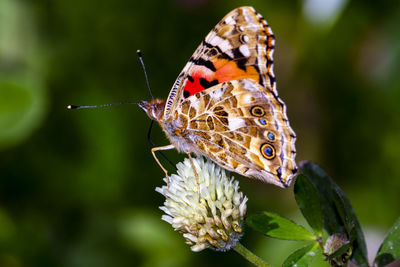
[67,102,138,110]
[137,50,154,99]
[136,54,176,169]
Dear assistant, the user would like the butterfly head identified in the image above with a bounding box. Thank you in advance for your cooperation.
[139,99,166,121]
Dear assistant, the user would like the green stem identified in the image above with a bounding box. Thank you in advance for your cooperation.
[233,242,273,267]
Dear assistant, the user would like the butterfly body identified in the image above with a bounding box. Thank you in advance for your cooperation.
[141,6,297,188]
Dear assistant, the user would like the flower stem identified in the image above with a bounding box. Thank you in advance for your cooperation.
[233,242,273,267]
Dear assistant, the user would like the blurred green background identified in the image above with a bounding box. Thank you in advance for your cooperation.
[0,0,399,266]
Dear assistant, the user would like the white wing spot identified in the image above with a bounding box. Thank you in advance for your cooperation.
[209,35,222,46]
[209,35,232,53]
[239,45,251,57]
[225,16,235,25]
[218,39,232,52]
[245,15,256,23]
[248,23,258,31]
[228,117,246,130]
[190,100,199,111]
[210,88,224,99]
[242,80,258,91]
[243,35,249,43]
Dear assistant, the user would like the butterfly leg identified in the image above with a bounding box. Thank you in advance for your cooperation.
[186,151,201,202]
[151,144,175,186]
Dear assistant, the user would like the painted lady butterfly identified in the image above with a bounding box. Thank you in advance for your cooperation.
[139,6,297,188]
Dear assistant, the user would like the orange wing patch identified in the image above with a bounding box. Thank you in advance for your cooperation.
[182,59,260,98]
[212,58,259,83]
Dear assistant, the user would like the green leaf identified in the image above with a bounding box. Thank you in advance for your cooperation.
[246,212,316,241]
[299,161,369,267]
[374,217,400,267]
[294,174,323,237]
[282,242,320,267]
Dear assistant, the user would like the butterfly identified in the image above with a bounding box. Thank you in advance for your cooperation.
[139,6,297,188]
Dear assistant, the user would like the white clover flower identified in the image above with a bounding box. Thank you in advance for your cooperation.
[156,157,248,252]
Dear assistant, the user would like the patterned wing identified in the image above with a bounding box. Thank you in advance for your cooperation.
[164,6,276,118]
[177,79,297,187]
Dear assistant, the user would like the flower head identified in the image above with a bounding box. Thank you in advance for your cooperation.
[156,157,248,252]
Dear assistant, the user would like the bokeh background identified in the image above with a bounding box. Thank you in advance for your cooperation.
[1,0,399,266]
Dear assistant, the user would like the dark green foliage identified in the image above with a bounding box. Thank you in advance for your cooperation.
[374,217,400,267]
[247,161,397,266]
[294,175,323,237]
[299,161,369,267]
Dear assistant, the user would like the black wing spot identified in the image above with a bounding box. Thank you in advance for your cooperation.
[208,48,218,57]
[199,78,218,89]
[189,57,217,72]
[183,90,190,98]
[187,75,194,82]
[233,48,248,71]
[195,58,216,72]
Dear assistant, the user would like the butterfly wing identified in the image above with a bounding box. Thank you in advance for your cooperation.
[164,6,276,118]
[177,79,297,187]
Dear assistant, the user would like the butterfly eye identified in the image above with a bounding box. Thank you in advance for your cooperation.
[250,106,265,117]
[267,132,275,141]
[261,143,275,159]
